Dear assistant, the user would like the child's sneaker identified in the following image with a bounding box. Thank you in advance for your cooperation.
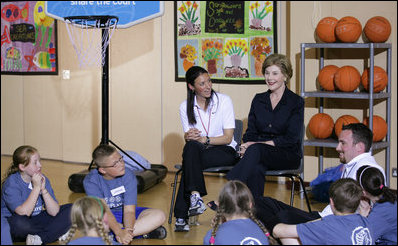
[174,218,189,232]
[188,193,206,216]
[143,226,167,239]
[26,234,42,245]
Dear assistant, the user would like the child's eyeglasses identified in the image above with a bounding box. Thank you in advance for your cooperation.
[102,157,124,168]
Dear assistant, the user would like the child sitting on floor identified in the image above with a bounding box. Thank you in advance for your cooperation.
[273,178,373,245]
[83,144,166,244]
[203,180,275,245]
[357,166,397,245]
[60,196,118,245]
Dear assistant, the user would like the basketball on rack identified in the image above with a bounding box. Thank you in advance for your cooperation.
[335,16,362,43]
[361,66,388,93]
[364,16,391,43]
[317,65,339,91]
[334,115,360,138]
[363,115,388,142]
[334,66,361,92]
[308,113,334,139]
[316,17,338,43]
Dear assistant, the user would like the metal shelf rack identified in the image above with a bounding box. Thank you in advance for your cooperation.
[300,43,391,186]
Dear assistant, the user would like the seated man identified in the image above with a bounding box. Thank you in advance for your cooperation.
[83,144,166,244]
[255,123,385,234]
[273,178,373,245]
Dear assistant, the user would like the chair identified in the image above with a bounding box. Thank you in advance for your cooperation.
[264,127,312,212]
[168,119,243,224]
[264,158,312,212]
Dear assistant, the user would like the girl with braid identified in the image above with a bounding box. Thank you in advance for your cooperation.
[61,196,118,245]
[357,166,397,245]
[203,180,275,245]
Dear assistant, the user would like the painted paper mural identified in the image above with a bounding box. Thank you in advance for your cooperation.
[1,1,58,75]
[175,1,276,84]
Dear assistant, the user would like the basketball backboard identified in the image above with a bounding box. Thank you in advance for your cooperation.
[45,1,164,29]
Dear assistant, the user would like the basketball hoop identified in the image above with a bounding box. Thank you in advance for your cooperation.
[64,16,118,68]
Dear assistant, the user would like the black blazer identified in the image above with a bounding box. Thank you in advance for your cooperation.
[243,86,304,157]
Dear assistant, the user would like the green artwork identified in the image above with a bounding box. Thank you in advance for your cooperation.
[175,1,276,84]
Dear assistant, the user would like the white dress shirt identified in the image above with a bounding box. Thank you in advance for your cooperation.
[319,152,385,217]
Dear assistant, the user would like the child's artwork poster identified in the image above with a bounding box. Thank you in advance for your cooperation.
[175,1,277,84]
[1,1,58,75]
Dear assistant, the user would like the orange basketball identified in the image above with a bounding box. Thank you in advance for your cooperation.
[318,65,339,91]
[334,66,361,92]
[334,115,360,138]
[335,16,362,43]
[308,113,334,139]
[361,66,388,93]
[364,16,391,43]
[316,17,338,43]
[363,115,388,142]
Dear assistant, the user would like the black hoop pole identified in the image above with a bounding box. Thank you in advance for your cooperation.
[101,28,109,145]
[89,27,147,171]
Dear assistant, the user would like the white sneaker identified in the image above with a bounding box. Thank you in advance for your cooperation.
[188,194,206,216]
[26,234,42,245]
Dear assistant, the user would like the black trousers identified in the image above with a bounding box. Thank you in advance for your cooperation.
[255,196,321,235]
[226,143,300,198]
[174,140,237,219]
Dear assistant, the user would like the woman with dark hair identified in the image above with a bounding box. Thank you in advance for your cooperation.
[357,166,397,245]
[174,66,237,232]
[227,53,304,198]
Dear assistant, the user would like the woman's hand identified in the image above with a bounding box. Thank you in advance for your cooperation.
[184,128,202,141]
[238,141,256,157]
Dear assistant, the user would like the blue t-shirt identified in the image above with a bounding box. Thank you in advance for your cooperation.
[203,219,269,245]
[68,236,121,245]
[1,172,57,217]
[297,214,373,245]
[83,168,138,212]
[368,201,397,245]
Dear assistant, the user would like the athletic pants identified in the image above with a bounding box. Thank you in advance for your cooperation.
[255,196,321,235]
[174,140,237,219]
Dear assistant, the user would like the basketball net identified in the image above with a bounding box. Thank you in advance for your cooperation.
[64,16,118,68]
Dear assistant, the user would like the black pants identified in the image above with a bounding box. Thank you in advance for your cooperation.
[226,143,300,198]
[8,203,72,244]
[174,140,237,219]
[255,196,321,234]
